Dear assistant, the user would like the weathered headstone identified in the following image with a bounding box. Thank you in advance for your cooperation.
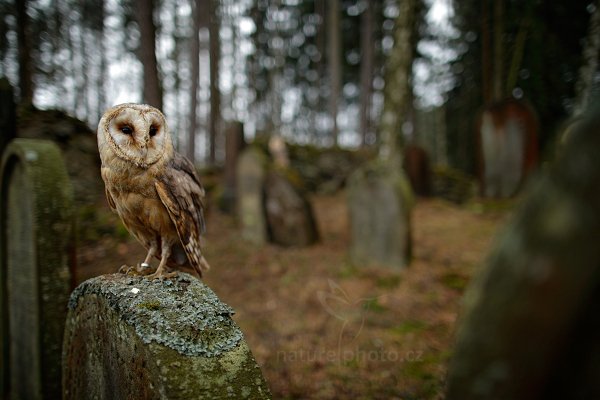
[347,160,413,268]
[447,114,600,399]
[478,99,538,198]
[403,144,432,197]
[0,139,74,400]
[237,147,268,245]
[63,273,271,399]
[264,171,318,247]
[222,121,246,213]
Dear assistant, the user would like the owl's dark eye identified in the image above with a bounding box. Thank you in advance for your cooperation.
[121,126,133,135]
[149,126,158,137]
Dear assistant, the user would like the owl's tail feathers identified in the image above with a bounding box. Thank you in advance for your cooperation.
[199,255,211,271]
[191,254,210,278]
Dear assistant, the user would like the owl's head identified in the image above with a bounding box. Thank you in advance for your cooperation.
[98,103,173,168]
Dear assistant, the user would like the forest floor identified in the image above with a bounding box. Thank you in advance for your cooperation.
[77,191,512,400]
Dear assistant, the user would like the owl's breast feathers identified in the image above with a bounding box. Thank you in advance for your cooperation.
[101,161,176,242]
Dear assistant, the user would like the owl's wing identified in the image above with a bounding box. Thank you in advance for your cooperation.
[155,152,210,277]
[105,187,116,210]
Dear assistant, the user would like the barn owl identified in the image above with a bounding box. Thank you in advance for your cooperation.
[97,103,210,279]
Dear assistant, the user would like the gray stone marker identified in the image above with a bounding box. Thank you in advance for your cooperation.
[63,273,271,399]
[0,139,74,400]
[347,160,413,268]
[265,171,318,247]
[237,147,268,245]
[446,114,600,399]
[477,100,538,198]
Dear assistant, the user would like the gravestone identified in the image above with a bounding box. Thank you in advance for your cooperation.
[347,159,413,268]
[237,147,268,245]
[222,121,246,213]
[63,273,271,399]
[478,99,538,198]
[403,144,432,197]
[264,171,318,247]
[447,114,600,399]
[0,139,74,400]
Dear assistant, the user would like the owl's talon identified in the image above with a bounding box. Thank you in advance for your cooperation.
[136,263,154,276]
[119,264,134,274]
[146,271,178,280]
[118,263,155,276]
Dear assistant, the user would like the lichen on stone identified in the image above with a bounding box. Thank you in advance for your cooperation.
[68,273,244,357]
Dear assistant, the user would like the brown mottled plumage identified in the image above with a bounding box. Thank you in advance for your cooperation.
[97,103,210,279]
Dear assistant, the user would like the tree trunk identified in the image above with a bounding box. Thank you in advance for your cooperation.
[378,0,416,163]
[492,0,504,101]
[360,1,374,147]
[347,0,416,270]
[135,0,162,109]
[187,0,201,164]
[0,78,16,156]
[171,0,183,150]
[327,0,341,146]
[16,0,34,105]
[78,30,89,119]
[97,0,107,116]
[574,1,600,116]
[208,0,221,165]
[481,0,492,104]
[314,0,326,143]
[506,10,533,94]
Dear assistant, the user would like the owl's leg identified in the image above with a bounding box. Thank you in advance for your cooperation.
[118,242,158,276]
[146,240,177,280]
[136,242,158,275]
[142,245,157,265]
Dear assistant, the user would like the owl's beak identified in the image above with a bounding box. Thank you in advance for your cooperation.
[139,140,148,159]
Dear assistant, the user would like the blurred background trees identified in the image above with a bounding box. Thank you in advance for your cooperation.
[0,0,597,174]
[2,2,600,397]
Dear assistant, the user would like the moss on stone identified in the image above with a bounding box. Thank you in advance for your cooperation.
[68,273,244,357]
[64,273,271,399]
[137,300,162,311]
[0,139,74,400]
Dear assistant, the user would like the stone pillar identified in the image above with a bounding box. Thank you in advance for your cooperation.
[478,99,538,198]
[0,139,74,400]
[403,144,432,197]
[63,274,271,399]
[264,171,318,247]
[237,147,268,245]
[222,121,246,213]
[347,160,413,268]
[447,114,600,399]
